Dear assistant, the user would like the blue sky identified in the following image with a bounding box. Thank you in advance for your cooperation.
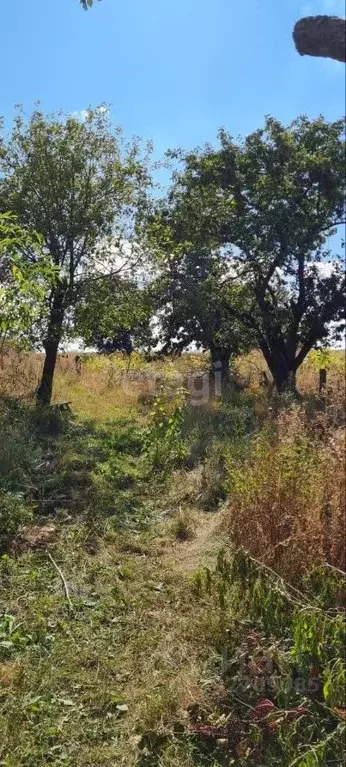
[1,0,345,163]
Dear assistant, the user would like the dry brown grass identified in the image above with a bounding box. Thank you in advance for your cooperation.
[223,404,345,582]
[0,349,208,420]
[1,347,344,580]
[236,348,345,394]
[1,347,344,401]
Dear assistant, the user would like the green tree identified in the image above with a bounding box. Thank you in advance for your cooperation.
[76,273,154,354]
[150,245,254,382]
[0,213,56,358]
[0,108,151,404]
[163,116,345,393]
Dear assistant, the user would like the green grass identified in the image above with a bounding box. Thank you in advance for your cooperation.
[0,393,221,766]
[0,531,219,767]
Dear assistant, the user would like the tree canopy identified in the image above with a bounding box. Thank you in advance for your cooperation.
[0,213,56,356]
[148,228,254,379]
[0,108,151,404]
[158,116,345,392]
[79,0,99,8]
[76,273,154,355]
[80,0,103,8]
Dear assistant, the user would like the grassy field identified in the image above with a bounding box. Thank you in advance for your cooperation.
[0,351,345,766]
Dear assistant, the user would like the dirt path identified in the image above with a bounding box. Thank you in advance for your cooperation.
[167,509,225,575]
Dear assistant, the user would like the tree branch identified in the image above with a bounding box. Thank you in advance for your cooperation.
[46,551,73,613]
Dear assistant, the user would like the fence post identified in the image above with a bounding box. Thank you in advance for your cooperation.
[213,360,223,398]
[319,368,327,392]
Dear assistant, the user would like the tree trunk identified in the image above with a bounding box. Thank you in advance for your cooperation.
[274,368,299,396]
[270,364,302,398]
[37,291,64,406]
[259,342,301,397]
[293,15,346,62]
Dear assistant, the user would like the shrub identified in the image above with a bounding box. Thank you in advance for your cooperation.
[141,387,189,474]
[194,548,346,767]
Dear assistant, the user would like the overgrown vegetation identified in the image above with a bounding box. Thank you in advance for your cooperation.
[190,547,345,766]
[0,351,344,766]
[225,405,345,580]
[1,0,345,760]
[0,97,345,767]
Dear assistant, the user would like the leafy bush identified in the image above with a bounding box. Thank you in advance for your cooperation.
[141,387,189,474]
[193,548,346,767]
[308,348,332,371]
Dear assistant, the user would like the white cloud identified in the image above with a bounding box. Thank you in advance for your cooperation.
[60,338,96,353]
[71,109,89,122]
[86,238,149,286]
[71,106,109,122]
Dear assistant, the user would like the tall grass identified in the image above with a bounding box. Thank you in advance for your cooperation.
[224,405,345,581]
